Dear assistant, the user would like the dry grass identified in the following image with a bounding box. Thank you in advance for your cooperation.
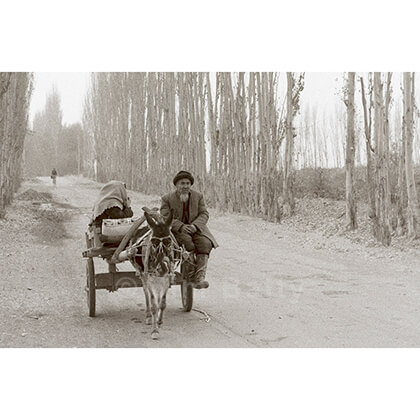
[29,203,71,242]
[16,189,53,203]
[281,196,420,252]
[0,199,71,244]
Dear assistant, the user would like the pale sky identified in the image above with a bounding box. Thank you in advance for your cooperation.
[30,72,90,125]
[28,72,349,126]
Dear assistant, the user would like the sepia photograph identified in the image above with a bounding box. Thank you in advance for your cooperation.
[1,71,419,347]
[1,1,420,419]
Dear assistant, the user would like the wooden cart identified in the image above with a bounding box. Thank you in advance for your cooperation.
[82,216,194,317]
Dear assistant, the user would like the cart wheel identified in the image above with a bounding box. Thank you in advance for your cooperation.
[86,258,96,317]
[181,281,193,312]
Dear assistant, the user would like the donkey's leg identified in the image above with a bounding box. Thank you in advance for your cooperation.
[150,293,159,339]
[157,292,167,326]
[143,286,152,325]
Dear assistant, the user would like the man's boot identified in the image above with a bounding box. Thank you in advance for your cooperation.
[194,254,209,289]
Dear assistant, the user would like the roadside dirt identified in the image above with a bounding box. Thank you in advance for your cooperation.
[1,176,420,347]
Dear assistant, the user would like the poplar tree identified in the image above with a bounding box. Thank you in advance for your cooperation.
[403,72,420,239]
[372,72,392,245]
[345,72,357,230]
[0,72,33,217]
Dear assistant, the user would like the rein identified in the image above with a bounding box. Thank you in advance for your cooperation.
[150,235,172,243]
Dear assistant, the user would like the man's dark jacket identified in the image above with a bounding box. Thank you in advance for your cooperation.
[160,190,218,248]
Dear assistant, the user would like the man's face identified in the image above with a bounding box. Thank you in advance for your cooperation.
[176,179,191,194]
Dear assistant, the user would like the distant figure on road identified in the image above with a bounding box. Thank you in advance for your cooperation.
[160,170,218,289]
[51,168,57,186]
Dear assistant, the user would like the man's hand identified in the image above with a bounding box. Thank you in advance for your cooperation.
[189,224,197,234]
[182,224,197,235]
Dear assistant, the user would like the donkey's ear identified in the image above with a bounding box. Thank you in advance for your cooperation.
[144,211,158,228]
[165,209,174,226]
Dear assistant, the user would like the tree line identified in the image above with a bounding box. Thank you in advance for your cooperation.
[4,72,418,245]
[82,72,304,221]
[0,72,33,217]
[24,87,83,177]
[345,72,420,243]
[81,72,419,244]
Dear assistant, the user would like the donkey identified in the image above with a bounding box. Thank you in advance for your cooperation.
[139,208,174,339]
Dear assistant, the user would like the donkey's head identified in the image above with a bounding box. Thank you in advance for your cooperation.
[143,207,174,276]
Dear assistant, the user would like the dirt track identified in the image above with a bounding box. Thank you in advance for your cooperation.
[1,176,420,347]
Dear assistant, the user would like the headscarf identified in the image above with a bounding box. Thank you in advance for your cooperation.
[92,180,129,220]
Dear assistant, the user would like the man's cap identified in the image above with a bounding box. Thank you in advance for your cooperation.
[173,170,194,186]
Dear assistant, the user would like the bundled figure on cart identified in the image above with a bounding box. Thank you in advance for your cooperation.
[90,180,148,247]
[91,180,134,229]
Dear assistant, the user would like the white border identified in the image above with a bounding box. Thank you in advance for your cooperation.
[2,0,419,70]
[2,349,420,419]
[2,1,420,419]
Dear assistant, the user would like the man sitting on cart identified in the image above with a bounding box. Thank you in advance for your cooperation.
[160,170,218,289]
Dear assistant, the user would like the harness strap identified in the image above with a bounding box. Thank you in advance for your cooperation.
[140,232,195,277]
[144,236,151,273]
[150,234,172,242]
[144,235,175,277]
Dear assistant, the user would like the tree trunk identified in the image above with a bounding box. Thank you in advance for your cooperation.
[403,72,420,239]
[345,72,357,230]
[280,73,296,219]
[0,72,32,217]
[373,72,391,245]
[360,74,376,219]
[396,104,406,236]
